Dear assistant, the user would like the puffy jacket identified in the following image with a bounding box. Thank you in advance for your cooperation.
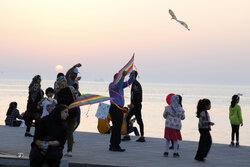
[163,105,185,130]
[229,104,243,125]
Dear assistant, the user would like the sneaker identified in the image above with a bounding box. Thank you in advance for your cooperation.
[173,153,180,158]
[109,146,126,152]
[64,151,72,157]
[229,141,234,147]
[195,157,205,162]
[121,135,131,141]
[136,137,145,142]
[236,142,240,147]
[163,152,168,157]
[25,132,33,137]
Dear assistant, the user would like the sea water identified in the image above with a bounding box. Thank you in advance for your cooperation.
[1,79,250,146]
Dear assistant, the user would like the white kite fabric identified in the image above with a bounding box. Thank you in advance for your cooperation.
[95,103,110,120]
[169,9,190,31]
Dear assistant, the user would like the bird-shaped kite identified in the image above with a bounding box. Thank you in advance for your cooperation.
[169,9,190,31]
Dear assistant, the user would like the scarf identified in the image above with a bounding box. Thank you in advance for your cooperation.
[29,75,42,102]
[170,95,180,113]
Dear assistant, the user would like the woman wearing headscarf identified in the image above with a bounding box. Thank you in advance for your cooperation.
[24,75,44,137]
[5,102,23,126]
[56,76,78,157]
[163,95,185,157]
[29,104,68,167]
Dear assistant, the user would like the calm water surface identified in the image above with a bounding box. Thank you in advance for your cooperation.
[1,79,250,145]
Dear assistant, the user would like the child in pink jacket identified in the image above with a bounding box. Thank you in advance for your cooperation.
[163,95,185,157]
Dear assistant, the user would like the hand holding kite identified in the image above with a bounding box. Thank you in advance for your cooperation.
[122,71,128,77]
[169,9,190,31]
[111,53,134,87]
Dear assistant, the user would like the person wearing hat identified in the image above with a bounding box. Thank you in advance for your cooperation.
[66,63,82,92]
[66,63,82,131]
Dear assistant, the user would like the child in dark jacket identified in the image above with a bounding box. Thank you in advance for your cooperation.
[194,99,215,162]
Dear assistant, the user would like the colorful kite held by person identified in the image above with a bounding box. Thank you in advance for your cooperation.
[111,53,134,87]
[169,9,190,31]
[68,94,112,110]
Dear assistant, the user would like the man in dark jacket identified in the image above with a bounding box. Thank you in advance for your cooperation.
[123,70,145,142]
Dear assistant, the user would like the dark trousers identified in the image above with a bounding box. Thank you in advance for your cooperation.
[25,113,40,132]
[125,103,144,136]
[30,146,62,167]
[195,129,212,160]
[13,120,22,127]
[74,107,81,131]
[231,124,240,142]
[109,104,123,148]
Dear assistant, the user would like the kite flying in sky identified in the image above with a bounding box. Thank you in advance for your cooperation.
[111,53,134,87]
[169,9,190,31]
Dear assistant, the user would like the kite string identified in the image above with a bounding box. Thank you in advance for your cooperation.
[85,104,91,118]
[126,80,130,88]
[110,99,127,111]
[133,64,140,79]
[111,89,128,99]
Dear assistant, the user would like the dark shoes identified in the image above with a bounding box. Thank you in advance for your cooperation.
[122,136,145,142]
[163,152,168,157]
[173,153,180,158]
[164,152,180,158]
[195,157,205,162]
[229,141,240,147]
[25,132,33,137]
[136,137,145,142]
[109,145,125,152]
[122,135,131,141]
[229,141,234,147]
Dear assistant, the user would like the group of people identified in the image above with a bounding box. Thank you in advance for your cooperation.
[162,93,243,162]
[4,63,244,165]
[21,63,82,167]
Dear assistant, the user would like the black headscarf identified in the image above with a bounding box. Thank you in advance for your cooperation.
[50,104,67,122]
[6,102,17,116]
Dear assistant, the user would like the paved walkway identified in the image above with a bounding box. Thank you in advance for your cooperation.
[0,125,249,167]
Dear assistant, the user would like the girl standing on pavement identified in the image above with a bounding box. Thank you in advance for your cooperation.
[194,99,214,161]
[163,95,185,157]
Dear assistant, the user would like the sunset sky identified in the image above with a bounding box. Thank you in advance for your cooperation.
[1,0,250,84]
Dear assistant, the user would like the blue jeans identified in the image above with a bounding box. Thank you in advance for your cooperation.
[128,127,139,136]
